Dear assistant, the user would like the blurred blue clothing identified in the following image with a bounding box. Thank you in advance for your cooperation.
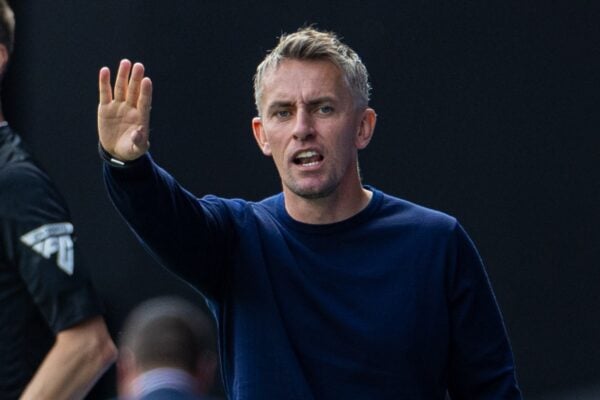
[123,368,204,400]
[139,388,201,400]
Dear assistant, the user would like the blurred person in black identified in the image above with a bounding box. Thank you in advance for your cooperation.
[0,1,117,398]
[117,296,218,400]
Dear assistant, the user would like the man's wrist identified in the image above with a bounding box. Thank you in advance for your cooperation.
[97,143,143,168]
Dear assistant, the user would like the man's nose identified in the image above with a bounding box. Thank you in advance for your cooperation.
[292,109,315,141]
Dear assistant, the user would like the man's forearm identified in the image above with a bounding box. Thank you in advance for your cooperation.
[20,316,117,400]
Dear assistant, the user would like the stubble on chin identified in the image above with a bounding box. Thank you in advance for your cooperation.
[283,173,339,200]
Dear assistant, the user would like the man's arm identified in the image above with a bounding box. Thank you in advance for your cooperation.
[98,59,232,300]
[19,316,117,400]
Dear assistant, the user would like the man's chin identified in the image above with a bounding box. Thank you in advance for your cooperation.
[297,191,328,200]
[286,182,337,200]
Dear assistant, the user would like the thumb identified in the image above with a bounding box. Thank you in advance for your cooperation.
[130,125,150,153]
[113,126,150,160]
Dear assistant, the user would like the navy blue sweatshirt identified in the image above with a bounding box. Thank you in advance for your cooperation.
[105,154,521,400]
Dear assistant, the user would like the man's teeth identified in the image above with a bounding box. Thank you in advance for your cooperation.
[297,150,318,159]
[295,150,321,166]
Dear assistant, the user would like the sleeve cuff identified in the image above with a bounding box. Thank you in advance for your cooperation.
[98,142,145,169]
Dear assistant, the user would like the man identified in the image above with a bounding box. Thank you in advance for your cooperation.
[0,1,117,399]
[117,296,217,400]
[98,27,522,399]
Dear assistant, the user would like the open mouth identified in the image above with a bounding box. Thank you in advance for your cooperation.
[293,150,323,167]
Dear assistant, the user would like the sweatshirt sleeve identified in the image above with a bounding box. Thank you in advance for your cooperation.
[102,153,233,302]
[446,222,522,399]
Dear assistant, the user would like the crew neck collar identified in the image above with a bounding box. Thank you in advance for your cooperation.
[276,185,382,235]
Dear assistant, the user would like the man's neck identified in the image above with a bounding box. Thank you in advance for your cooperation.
[284,184,373,225]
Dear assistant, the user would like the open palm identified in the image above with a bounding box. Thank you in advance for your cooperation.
[98,59,153,161]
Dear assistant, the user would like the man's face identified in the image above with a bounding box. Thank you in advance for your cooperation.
[253,59,372,200]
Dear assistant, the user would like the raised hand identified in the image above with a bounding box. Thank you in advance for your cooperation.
[98,59,153,161]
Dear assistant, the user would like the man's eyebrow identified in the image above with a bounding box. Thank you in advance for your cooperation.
[265,97,336,114]
[306,96,335,106]
[266,101,293,112]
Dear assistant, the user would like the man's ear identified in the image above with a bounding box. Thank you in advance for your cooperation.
[252,117,272,156]
[0,44,8,76]
[355,107,377,150]
[195,350,218,395]
[116,348,137,397]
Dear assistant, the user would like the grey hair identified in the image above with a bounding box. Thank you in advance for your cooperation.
[253,26,371,115]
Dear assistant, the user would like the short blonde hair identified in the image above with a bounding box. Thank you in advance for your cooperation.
[253,27,371,115]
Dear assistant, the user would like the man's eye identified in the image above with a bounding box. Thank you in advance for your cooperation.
[274,110,291,118]
[318,106,333,114]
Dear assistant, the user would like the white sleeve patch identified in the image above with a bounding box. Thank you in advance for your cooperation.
[20,222,75,275]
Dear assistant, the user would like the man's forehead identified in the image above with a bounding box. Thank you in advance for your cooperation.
[263,58,341,81]
[261,59,347,102]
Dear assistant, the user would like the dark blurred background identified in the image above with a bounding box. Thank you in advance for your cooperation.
[3,1,598,399]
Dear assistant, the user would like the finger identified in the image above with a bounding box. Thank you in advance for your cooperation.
[126,62,145,107]
[98,67,112,105]
[138,77,153,116]
[114,59,131,102]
